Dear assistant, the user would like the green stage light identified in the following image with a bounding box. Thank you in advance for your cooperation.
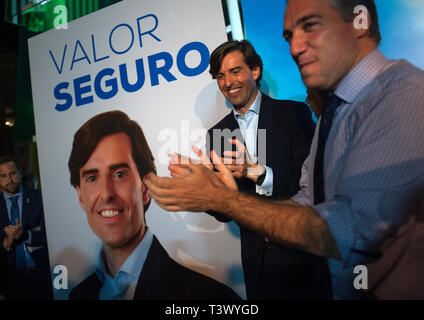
[4,0,120,32]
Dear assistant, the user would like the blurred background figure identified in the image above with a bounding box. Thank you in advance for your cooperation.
[0,155,53,300]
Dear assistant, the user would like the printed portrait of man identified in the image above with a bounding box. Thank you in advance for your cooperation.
[67,110,239,300]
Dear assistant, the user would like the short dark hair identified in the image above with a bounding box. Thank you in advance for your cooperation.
[209,40,263,87]
[0,155,19,169]
[286,0,381,45]
[68,110,156,211]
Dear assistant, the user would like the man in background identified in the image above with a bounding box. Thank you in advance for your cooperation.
[0,155,52,299]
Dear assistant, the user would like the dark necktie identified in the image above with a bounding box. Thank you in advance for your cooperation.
[10,196,27,270]
[313,95,342,205]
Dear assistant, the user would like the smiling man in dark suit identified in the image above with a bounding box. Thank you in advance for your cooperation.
[203,40,330,299]
[0,155,53,300]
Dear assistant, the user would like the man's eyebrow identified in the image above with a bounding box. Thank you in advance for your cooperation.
[81,163,130,177]
[81,168,98,177]
[217,66,242,76]
[109,163,130,171]
[283,14,322,35]
[297,14,322,25]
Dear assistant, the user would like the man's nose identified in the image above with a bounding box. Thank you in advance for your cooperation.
[290,31,308,59]
[224,74,235,89]
[100,177,115,202]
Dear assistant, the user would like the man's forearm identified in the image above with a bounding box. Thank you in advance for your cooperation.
[146,166,341,259]
[214,188,341,259]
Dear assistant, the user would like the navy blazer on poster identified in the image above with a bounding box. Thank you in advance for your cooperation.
[0,187,51,272]
[207,94,332,299]
[69,235,241,300]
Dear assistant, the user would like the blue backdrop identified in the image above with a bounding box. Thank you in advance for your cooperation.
[240,0,424,105]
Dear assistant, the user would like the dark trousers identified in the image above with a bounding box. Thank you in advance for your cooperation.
[5,265,53,300]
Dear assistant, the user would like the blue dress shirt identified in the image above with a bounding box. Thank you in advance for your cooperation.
[292,49,424,299]
[96,227,153,300]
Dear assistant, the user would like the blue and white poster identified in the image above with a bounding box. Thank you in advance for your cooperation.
[28,0,244,299]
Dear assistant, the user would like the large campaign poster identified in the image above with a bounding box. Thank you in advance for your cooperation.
[28,0,245,299]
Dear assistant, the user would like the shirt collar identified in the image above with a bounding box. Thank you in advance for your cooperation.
[233,91,262,119]
[334,49,389,104]
[3,185,23,202]
[96,227,154,284]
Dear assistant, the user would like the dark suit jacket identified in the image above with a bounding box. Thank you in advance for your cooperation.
[69,236,241,300]
[0,243,7,294]
[0,187,52,298]
[0,187,50,269]
[207,93,331,299]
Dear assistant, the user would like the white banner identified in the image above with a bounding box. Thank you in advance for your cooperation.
[28,0,244,299]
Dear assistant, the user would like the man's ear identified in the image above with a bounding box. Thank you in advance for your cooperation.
[141,177,151,206]
[353,6,371,39]
[251,66,260,81]
[76,186,87,212]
